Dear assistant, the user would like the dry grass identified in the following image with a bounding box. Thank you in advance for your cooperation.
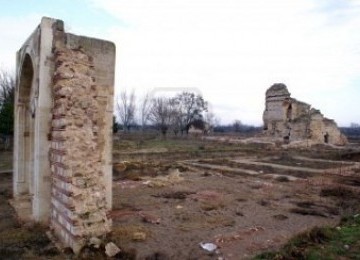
[176,214,236,231]
[111,225,151,245]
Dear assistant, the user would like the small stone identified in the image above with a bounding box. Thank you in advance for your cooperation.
[235,210,244,217]
[132,232,147,241]
[105,242,121,257]
[139,212,161,224]
[89,237,102,248]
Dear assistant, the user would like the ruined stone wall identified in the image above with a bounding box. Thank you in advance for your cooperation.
[50,46,112,252]
[14,17,115,253]
[263,84,347,146]
[263,83,290,126]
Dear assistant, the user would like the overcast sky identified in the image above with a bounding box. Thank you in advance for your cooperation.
[0,0,359,126]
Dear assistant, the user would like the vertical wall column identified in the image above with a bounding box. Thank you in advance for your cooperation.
[13,103,28,195]
[50,46,112,253]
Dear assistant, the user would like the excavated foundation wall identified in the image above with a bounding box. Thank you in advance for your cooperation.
[50,46,112,252]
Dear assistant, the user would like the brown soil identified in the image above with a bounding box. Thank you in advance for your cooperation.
[1,138,360,259]
[110,149,360,259]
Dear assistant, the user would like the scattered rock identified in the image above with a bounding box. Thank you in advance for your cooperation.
[272,214,288,220]
[139,212,161,224]
[105,242,121,257]
[235,210,244,216]
[202,172,211,177]
[145,251,169,260]
[132,231,147,241]
[89,237,102,248]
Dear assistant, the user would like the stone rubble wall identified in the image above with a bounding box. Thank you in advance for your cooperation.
[50,46,111,252]
[263,83,348,146]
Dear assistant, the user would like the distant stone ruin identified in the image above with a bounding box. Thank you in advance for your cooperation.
[13,17,115,253]
[263,83,347,146]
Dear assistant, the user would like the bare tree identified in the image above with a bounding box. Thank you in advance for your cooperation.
[203,111,217,134]
[233,120,242,132]
[168,98,183,136]
[0,70,15,108]
[116,90,136,132]
[139,92,152,131]
[0,70,15,149]
[149,97,172,137]
[350,122,360,128]
[172,92,208,134]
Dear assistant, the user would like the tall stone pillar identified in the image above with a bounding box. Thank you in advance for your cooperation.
[13,17,115,253]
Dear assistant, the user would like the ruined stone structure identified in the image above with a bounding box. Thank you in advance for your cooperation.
[13,17,115,252]
[263,83,347,146]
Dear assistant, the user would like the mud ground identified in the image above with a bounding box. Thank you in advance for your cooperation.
[1,138,360,259]
[110,139,360,259]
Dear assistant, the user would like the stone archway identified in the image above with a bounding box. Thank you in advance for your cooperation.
[12,54,35,221]
[13,17,115,253]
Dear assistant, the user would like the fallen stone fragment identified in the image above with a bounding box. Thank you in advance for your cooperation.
[89,237,102,248]
[105,242,121,257]
[132,231,147,241]
[139,212,161,224]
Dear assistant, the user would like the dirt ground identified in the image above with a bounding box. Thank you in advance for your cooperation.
[1,137,360,259]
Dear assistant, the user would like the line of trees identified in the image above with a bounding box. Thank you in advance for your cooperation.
[0,70,15,135]
[0,67,269,142]
[115,91,218,136]
[0,70,15,149]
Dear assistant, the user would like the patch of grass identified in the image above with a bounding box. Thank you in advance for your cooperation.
[177,215,235,231]
[0,224,57,258]
[254,215,360,259]
[338,177,360,187]
[295,201,316,208]
[275,176,290,182]
[153,191,195,200]
[272,214,288,220]
[200,200,225,211]
[257,199,271,207]
[320,186,356,198]
[111,225,151,245]
[289,208,328,218]
[0,151,12,171]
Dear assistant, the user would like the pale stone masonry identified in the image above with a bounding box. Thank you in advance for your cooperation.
[13,17,115,253]
[263,83,347,145]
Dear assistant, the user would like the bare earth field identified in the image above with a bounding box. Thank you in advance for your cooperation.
[1,135,360,259]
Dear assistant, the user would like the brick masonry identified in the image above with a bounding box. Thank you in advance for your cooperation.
[49,46,112,252]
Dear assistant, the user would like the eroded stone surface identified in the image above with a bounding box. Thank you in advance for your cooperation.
[50,46,112,252]
[263,83,347,145]
[13,17,115,254]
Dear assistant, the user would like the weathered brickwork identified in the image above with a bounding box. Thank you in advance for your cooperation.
[49,47,112,252]
[263,84,347,146]
[13,17,115,254]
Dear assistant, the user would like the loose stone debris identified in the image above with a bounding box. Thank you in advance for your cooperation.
[105,242,121,257]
